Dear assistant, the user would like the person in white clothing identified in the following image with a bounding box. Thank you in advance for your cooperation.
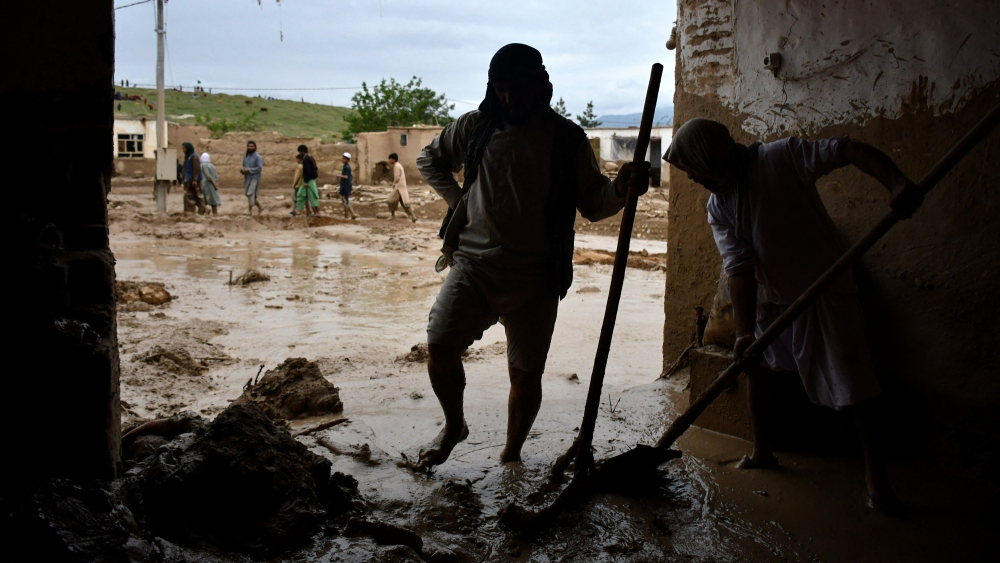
[387,153,416,222]
[665,117,924,511]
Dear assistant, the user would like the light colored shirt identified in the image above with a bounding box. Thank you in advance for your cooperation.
[292,163,303,189]
[242,151,263,196]
[392,161,410,205]
[707,136,852,305]
[417,109,624,281]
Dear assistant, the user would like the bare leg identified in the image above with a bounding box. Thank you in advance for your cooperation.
[211,205,218,215]
[418,344,469,469]
[850,400,897,509]
[403,203,417,222]
[737,364,779,469]
[500,366,542,463]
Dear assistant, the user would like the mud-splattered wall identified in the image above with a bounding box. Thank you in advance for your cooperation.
[665,0,1000,478]
[3,1,121,483]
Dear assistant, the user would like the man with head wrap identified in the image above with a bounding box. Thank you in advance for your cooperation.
[665,118,923,510]
[181,142,206,214]
[241,140,264,215]
[415,44,650,469]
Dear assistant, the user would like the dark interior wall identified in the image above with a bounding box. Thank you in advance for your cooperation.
[665,0,1000,480]
[2,2,120,482]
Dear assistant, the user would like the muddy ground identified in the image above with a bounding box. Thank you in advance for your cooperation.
[107,183,996,562]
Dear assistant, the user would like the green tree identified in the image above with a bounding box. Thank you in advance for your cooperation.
[344,77,455,142]
[575,101,602,128]
[551,97,571,118]
[195,111,262,139]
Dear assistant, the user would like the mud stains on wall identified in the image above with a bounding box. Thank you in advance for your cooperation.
[667,0,1000,478]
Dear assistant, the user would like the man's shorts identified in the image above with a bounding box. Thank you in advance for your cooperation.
[427,264,558,373]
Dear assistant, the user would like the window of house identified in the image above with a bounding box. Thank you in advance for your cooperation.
[117,133,144,158]
[400,133,408,147]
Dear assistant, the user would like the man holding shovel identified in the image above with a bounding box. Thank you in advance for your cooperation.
[665,118,924,510]
[414,43,650,469]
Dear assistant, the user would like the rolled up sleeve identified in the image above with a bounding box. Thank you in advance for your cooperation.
[576,136,625,222]
[417,111,477,208]
[785,136,849,186]
[707,195,757,276]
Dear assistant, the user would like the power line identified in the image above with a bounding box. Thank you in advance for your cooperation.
[127,83,363,91]
[116,0,152,9]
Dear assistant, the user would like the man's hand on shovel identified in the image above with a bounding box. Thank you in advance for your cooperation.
[890,180,924,219]
[614,161,652,198]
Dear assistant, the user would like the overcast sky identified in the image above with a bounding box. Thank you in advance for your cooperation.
[113,0,677,121]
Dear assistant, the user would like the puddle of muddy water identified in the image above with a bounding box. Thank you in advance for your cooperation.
[111,224,779,562]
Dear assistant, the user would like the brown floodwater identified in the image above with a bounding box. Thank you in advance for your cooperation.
[109,193,997,562]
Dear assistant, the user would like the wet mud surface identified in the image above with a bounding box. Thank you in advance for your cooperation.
[100,186,997,562]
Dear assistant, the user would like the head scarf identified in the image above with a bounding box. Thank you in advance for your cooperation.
[246,140,257,156]
[664,118,760,239]
[199,152,211,164]
[182,142,195,157]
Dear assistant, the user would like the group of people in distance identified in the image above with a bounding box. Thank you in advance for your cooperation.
[176,139,413,221]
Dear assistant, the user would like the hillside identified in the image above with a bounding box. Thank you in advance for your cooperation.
[596,106,673,127]
[114,87,352,142]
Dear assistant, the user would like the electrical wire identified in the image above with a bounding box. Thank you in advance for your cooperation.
[116,0,152,10]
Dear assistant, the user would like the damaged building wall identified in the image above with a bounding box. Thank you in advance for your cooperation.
[3,1,121,483]
[665,0,1000,475]
[199,132,358,190]
[356,126,442,185]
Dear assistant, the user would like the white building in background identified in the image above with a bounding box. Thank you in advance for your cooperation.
[583,126,672,163]
[113,117,160,159]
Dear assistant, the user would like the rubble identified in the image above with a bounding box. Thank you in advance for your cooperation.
[117,280,172,308]
[123,403,361,557]
[233,358,343,421]
[230,268,270,286]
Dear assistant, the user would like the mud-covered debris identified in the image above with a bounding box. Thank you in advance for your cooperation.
[230,268,270,286]
[117,280,172,306]
[1,479,156,563]
[397,342,505,364]
[122,411,204,466]
[397,343,430,363]
[234,358,343,420]
[345,518,423,553]
[135,345,206,376]
[125,403,360,557]
[572,249,665,271]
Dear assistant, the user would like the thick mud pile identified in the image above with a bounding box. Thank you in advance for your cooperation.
[124,403,359,557]
[234,358,343,420]
[117,280,172,312]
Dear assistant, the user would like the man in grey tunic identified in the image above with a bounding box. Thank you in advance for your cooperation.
[414,44,649,469]
[665,118,923,509]
[241,140,264,215]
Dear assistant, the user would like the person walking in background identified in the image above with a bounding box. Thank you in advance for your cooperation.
[387,153,416,222]
[290,154,304,216]
[241,140,264,215]
[334,152,357,220]
[297,144,321,216]
[199,152,221,215]
[181,142,206,214]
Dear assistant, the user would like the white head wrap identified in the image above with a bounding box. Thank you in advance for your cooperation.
[200,152,211,164]
[343,152,352,159]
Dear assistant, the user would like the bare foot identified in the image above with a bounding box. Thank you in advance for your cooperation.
[499,446,523,463]
[417,422,469,470]
[736,452,779,470]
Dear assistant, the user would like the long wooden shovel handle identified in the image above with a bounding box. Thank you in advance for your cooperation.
[573,63,664,469]
[614,103,1000,466]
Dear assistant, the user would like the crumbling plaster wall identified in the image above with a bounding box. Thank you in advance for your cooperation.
[666,0,1000,474]
[3,1,121,484]
[356,126,442,185]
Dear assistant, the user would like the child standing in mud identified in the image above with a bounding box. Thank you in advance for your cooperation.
[334,153,357,220]
[290,154,305,216]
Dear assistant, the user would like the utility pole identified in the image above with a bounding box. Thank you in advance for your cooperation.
[153,0,174,212]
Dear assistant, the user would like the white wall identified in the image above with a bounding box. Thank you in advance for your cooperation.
[678,0,1000,137]
[584,126,673,162]
[113,118,159,158]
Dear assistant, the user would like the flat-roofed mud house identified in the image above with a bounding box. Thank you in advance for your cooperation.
[667,0,1000,478]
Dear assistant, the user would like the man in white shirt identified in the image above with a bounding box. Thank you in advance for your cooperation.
[387,153,415,222]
